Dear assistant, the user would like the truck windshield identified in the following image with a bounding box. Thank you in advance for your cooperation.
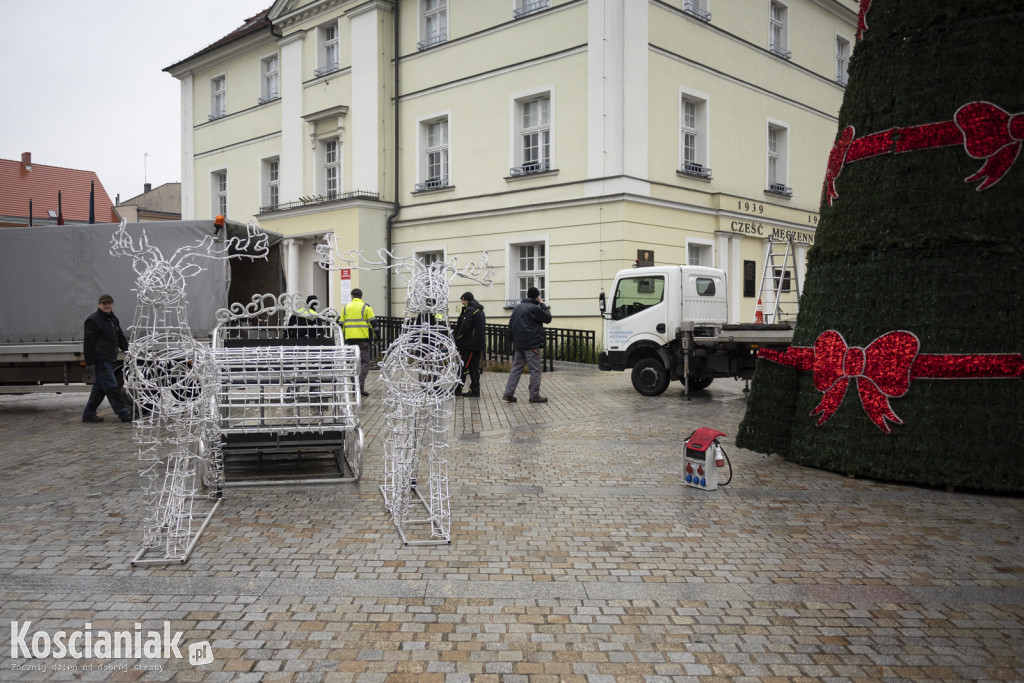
[612,276,665,320]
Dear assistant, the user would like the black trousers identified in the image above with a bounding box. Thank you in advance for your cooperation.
[458,349,481,394]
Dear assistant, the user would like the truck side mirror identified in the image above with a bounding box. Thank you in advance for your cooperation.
[598,292,606,314]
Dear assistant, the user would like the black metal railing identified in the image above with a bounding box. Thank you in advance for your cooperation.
[368,316,596,372]
[258,190,380,214]
[514,0,549,19]
[417,31,447,50]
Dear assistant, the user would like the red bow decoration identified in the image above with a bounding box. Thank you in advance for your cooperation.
[955,102,1024,191]
[820,102,1022,205]
[810,331,919,433]
[758,331,1023,434]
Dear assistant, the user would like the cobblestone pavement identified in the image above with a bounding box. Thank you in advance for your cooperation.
[1,367,1022,682]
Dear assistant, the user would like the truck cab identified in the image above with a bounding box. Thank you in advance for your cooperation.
[598,266,728,394]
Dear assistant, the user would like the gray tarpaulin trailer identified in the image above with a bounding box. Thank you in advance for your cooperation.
[0,220,284,393]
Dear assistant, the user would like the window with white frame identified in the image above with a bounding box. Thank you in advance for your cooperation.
[416,117,449,190]
[415,250,444,267]
[210,75,226,119]
[679,92,710,177]
[419,0,447,49]
[262,157,280,209]
[513,242,546,302]
[687,240,712,267]
[512,94,551,175]
[767,122,791,194]
[260,55,279,103]
[212,171,227,217]
[321,139,341,197]
[514,0,550,20]
[682,0,711,22]
[316,22,339,76]
[304,106,346,199]
[769,1,790,58]
[835,35,850,85]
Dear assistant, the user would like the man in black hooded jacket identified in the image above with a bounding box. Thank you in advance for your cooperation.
[454,291,486,397]
[82,294,132,423]
[502,287,552,403]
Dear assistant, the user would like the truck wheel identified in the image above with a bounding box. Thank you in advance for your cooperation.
[685,376,714,391]
[631,358,669,396]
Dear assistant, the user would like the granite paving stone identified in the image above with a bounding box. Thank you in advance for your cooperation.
[1,367,1022,680]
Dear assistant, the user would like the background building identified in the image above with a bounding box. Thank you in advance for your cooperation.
[0,152,118,227]
[115,183,183,222]
[165,0,858,327]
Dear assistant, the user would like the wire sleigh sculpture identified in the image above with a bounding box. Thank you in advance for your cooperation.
[317,234,493,543]
[111,219,269,564]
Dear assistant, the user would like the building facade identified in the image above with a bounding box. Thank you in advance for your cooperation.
[115,183,183,222]
[165,0,858,328]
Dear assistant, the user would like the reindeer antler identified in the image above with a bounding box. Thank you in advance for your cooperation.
[452,251,494,287]
[318,233,493,287]
[171,220,269,266]
[319,239,437,286]
[317,233,370,271]
[109,219,166,276]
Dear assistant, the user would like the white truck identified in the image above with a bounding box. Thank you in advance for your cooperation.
[597,265,795,396]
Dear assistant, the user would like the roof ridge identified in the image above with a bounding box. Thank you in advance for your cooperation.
[0,157,104,176]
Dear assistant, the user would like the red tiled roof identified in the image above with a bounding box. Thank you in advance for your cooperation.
[164,7,273,72]
[0,156,118,223]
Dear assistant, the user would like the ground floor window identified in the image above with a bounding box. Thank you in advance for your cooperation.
[507,241,546,305]
[687,239,713,267]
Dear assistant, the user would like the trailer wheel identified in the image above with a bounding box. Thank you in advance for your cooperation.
[685,376,714,391]
[631,358,670,396]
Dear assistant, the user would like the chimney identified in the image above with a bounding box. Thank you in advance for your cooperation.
[21,152,31,171]
[144,182,152,193]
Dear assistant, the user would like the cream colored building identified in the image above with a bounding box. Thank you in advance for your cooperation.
[165,0,858,330]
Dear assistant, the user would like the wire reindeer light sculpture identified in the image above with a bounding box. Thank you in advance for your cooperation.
[317,234,493,543]
[111,219,269,564]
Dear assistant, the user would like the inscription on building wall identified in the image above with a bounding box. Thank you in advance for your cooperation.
[771,228,815,245]
[730,220,765,236]
[728,221,815,245]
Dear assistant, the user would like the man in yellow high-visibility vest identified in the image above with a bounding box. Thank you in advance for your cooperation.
[339,288,376,396]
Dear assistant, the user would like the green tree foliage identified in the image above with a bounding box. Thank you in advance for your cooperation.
[737,0,1024,492]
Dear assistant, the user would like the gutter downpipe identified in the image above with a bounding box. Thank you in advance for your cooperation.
[384,2,401,317]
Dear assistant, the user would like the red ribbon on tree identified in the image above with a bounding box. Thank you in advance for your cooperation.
[822,102,1024,205]
[759,330,1024,433]
[856,0,872,41]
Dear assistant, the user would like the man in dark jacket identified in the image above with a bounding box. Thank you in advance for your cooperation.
[502,286,552,403]
[453,291,486,397]
[82,294,132,423]
[287,295,327,339]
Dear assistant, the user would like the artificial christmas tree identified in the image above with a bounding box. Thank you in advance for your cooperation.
[736,0,1024,492]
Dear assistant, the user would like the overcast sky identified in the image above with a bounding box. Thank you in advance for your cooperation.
[1,0,270,203]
